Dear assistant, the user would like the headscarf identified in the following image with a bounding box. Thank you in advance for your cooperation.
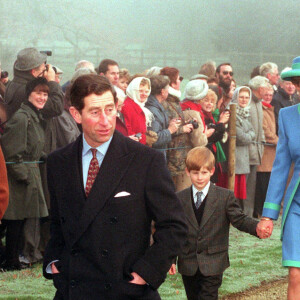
[230,86,252,119]
[126,77,154,127]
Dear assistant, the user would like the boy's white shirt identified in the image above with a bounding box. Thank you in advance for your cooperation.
[192,181,210,205]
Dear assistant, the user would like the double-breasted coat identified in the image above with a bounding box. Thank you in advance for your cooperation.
[176,184,258,277]
[1,103,48,220]
[43,131,187,300]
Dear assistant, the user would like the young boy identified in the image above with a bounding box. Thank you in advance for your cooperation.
[170,146,266,300]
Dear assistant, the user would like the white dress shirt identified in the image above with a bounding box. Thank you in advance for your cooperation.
[192,182,210,206]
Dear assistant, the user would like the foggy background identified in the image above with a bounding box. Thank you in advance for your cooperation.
[0,0,299,85]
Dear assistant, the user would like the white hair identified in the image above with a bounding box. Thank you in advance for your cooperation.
[75,60,95,72]
[259,62,278,77]
[248,76,270,90]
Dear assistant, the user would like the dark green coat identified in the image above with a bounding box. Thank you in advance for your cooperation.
[1,103,48,220]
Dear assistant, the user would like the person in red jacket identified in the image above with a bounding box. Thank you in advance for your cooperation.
[122,77,154,144]
[0,145,9,221]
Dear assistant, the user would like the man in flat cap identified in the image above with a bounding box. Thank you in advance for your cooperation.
[3,47,64,265]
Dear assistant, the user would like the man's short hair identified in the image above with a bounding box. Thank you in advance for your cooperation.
[150,75,170,95]
[216,63,232,74]
[75,60,95,72]
[259,62,278,77]
[248,76,270,90]
[186,147,215,171]
[98,59,119,74]
[70,74,117,112]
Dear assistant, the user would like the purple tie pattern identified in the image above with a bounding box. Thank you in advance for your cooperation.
[85,148,99,196]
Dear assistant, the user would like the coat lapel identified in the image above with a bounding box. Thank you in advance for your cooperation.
[181,187,199,231]
[73,132,135,244]
[199,183,218,230]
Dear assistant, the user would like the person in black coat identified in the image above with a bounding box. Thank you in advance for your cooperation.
[43,74,187,300]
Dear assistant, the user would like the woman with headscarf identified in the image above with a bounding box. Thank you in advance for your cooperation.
[122,77,154,145]
[230,86,256,209]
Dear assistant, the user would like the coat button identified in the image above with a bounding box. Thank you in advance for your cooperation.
[70,280,77,288]
[101,249,108,257]
[110,217,118,224]
[104,283,112,290]
[71,248,79,256]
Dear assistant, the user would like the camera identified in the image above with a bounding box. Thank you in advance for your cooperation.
[207,123,216,130]
[187,119,199,129]
[40,50,52,56]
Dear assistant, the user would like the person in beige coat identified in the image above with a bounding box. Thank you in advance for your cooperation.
[254,84,278,218]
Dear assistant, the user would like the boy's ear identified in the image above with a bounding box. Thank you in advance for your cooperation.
[210,167,215,176]
[185,167,190,177]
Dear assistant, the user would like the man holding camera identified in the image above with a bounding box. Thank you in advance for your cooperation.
[3,47,64,265]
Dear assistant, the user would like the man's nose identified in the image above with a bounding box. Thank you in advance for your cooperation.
[99,112,109,125]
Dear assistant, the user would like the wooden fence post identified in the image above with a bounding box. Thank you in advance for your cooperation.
[227,104,236,191]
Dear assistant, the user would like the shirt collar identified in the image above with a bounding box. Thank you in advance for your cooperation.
[82,134,112,157]
[192,181,211,199]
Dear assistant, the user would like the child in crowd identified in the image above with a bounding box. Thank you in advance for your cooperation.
[169,147,262,300]
[230,86,256,209]
[117,68,130,92]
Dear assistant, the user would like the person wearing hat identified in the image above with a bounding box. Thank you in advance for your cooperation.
[182,80,229,183]
[271,67,300,132]
[52,66,63,85]
[261,56,300,299]
[4,47,63,121]
[181,79,208,148]
[1,77,50,271]
[3,47,64,265]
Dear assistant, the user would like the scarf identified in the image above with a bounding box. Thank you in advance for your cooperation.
[236,106,250,119]
[262,101,272,108]
[168,86,181,99]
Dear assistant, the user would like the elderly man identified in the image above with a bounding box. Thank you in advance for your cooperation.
[271,67,300,131]
[259,62,280,91]
[43,74,187,300]
[245,76,268,217]
[62,60,95,93]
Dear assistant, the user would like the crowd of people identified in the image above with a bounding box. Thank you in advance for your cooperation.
[0,47,300,299]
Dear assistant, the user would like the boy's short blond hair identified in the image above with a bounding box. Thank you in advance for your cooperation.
[186,147,215,171]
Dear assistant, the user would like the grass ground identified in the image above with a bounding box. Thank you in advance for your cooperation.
[0,219,287,299]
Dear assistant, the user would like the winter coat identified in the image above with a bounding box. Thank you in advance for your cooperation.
[122,97,147,144]
[231,86,256,174]
[257,104,278,172]
[145,95,172,153]
[161,94,189,176]
[271,86,300,132]
[248,94,265,165]
[4,66,64,153]
[180,100,207,148]
[1,103,48,220]
[235,115,255,174]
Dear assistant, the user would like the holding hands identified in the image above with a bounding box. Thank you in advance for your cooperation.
[256,217,273,239]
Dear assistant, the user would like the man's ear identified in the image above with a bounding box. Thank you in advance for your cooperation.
[185,167,190,177]
[210,167,215,176]
[69,106,82,124]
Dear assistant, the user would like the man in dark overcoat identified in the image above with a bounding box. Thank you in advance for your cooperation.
[43,74,187,300]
